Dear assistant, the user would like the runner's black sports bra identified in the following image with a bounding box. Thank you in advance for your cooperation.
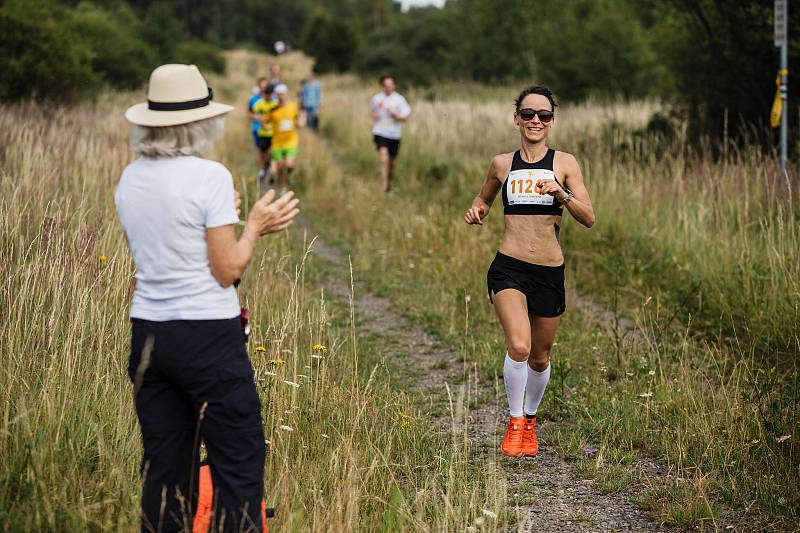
[502,149,564,216]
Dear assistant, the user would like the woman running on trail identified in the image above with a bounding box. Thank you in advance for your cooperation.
[464,86,595,457]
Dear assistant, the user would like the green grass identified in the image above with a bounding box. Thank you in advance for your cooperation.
[635,482,720,529]
[0,51,507,532]
[2,47,797,531]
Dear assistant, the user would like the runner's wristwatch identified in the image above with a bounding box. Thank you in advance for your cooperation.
[560,191,574,205]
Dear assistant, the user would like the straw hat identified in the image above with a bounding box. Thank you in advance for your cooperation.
[125,64,234,127]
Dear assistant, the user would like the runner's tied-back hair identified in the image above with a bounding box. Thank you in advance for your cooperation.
[514,86,558,113]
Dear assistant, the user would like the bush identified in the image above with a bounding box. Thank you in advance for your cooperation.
[0,0,98,101]
[174,40,226,74]
[0,0,230,101]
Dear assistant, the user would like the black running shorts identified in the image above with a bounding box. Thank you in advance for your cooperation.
[487,252,566,317]
[255,135,272,151]
[373,134,400,158]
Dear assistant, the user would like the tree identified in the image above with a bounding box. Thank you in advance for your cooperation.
[533,0,667,100]
[648,0,800,145]
[70,2,155,89]
[301,9,357,73]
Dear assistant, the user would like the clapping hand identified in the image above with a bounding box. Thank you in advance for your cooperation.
[247,190,300,235]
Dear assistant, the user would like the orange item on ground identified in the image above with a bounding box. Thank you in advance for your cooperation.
[522,416,539,457]
[192,464,268,533]
[500,417,526,457]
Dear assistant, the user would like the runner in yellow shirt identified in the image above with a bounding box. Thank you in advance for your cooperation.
[262,84,302,189]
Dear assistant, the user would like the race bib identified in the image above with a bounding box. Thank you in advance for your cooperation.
[505,169,556,205]
[278,119,293,132]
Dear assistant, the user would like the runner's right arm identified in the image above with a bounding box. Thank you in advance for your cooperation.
[465,155,505,225]
[369,96,379,121]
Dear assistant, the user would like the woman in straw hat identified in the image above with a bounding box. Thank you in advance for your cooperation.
[116,64,298,532]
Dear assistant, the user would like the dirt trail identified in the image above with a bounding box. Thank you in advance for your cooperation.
[298,218,664,532]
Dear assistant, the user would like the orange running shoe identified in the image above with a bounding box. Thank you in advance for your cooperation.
[500,417,526,457]
[522,415,539,457]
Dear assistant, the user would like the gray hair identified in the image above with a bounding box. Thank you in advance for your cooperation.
[130,117,225,158]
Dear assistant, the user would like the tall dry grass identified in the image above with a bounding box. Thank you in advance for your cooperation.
[297,71,799,527]
[0,51,506,531]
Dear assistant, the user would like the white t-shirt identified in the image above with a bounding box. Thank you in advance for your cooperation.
[371,92,411,140]
[115,156,240,321]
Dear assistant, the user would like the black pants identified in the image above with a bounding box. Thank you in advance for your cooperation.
[129,318,265,533]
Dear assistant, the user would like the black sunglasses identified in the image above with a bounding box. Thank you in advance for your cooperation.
[518,108,554,123]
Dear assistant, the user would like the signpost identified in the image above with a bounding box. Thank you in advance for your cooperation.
[775,0,789,173]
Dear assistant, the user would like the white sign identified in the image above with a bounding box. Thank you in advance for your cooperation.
[775,0,787,46]
[506,169,556,206]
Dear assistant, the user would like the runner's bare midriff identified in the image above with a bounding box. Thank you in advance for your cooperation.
[499,214,563,267]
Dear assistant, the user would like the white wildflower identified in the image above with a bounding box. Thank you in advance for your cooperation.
[481,509,497,519]
[280,425,294,432]
[639,392,654,398]
[283,380,300,388]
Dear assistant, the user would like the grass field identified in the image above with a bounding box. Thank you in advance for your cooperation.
[1,49,798,531]
[298,66,800,527]
[0,52,503,531]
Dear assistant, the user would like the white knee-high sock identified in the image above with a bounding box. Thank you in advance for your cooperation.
[524,363,551,417]
[503,353,528,418]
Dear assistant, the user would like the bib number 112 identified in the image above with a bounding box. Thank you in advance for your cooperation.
[509,178,543,195]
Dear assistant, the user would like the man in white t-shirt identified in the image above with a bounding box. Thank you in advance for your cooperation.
[370,75,411,193]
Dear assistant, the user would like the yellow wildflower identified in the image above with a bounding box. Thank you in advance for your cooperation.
[312,343,328,353]
[267,359,286,365]
[254,346,267,353]
[99,255,108,263]
[397,410,410,427]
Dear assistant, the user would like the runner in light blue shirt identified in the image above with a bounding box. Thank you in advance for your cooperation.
[300,72,321,131]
